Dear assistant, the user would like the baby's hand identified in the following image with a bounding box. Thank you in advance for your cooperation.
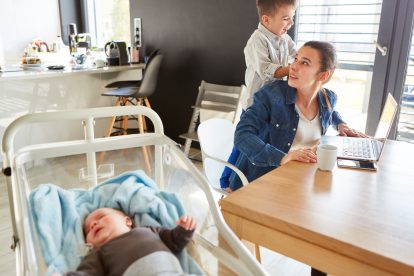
[176,215,196,231]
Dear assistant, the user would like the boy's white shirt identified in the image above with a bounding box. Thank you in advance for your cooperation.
[242,23,297,110]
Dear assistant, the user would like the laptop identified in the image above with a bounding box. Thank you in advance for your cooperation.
[321,93,398,163]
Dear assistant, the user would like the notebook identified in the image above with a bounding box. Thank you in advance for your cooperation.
[321,93,398,162]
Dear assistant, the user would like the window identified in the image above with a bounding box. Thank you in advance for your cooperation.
[295,0,383,132]
[296,0,381,70]
[397,24,414,143]
[83,0,131,48]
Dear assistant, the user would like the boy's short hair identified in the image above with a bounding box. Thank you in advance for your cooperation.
[256,0,297,18]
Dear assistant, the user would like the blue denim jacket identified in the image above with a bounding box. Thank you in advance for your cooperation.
[229,80,345,190]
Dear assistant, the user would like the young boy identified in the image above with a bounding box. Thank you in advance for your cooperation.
[241,0,297,110]
[52,208,196,276]
[221,0,297,191]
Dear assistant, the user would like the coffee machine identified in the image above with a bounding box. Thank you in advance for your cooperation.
[76,33,92,53]
[104,41,129,66]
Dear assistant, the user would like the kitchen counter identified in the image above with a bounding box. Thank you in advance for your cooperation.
[0,64,145,81]
[0,63,145,162]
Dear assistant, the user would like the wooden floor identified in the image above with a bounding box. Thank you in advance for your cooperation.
[0,155,311,276]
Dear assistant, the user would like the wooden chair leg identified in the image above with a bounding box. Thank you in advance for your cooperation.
[254,243,261,263]
[138,98,148,132]
[122,98,128,135]
[142,97,152,131]
[133,98,151,173]
[137,100,145,134]
[144,97,151,109]
[105,98,121,137]
[100,98,121,165]
[142,97,154,161]
[141,145,152,175]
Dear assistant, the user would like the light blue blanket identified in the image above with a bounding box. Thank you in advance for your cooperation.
[29,170,201,275]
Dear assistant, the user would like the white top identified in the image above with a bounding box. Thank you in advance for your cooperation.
[241,23,296,110]
[290,105,322,152]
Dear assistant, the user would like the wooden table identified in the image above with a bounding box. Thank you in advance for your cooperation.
[220,140,414,276]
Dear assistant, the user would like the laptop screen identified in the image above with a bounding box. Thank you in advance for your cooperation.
[374,93,398,139]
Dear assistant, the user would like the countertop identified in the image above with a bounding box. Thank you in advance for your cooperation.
[0,64,145,82]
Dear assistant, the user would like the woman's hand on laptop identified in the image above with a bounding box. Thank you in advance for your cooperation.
[338,123,369,138]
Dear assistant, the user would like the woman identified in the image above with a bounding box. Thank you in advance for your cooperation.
[223,41,366,192]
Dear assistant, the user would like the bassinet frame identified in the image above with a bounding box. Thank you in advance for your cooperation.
[2,106,268,276]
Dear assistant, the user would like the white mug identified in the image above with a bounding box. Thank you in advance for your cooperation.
[94,59,107,68]
[317,144,338,171]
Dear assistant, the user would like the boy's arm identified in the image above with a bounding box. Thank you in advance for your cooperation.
[248,36,282,80]
[62,250,105,276]
[287,35,298,60]
[149,225,195,254]
[274,66,290,79]
[274,36,297,79]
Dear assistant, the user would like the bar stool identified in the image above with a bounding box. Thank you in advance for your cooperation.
[102,54,163,136]
[105,49,160,89]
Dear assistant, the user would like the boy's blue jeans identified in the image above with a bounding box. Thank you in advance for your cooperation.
[219,146,240,189]
[219,110,245,189]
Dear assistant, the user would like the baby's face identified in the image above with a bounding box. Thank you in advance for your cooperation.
[83,208,132,247]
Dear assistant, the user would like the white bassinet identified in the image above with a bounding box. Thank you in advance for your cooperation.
[2,106,268,276]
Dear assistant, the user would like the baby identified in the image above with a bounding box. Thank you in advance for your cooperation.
[52,207,196,276]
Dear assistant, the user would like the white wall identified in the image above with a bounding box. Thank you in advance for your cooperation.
[0,0,61,65]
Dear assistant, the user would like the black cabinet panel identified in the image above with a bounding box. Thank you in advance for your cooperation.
[130,0,257,141]
[58,0,84,45]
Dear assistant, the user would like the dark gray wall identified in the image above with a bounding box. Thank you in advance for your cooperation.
[130,0,258,142]
[58,0,84,45]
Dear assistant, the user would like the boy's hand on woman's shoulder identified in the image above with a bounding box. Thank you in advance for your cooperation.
[176,215,197,231]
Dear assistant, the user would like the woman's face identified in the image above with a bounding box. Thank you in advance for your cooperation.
[288,46,327,91]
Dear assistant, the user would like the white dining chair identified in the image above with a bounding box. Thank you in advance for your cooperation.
[197,118,261,262]
[197,118,248,194]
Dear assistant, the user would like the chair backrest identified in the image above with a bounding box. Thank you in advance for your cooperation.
[197,118,236,190]
[137,54,163,98]
[145,48,161,65]
[195,81,244,123]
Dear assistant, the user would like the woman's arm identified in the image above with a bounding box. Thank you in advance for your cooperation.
[234,90,286,167]
[331,110,346,129]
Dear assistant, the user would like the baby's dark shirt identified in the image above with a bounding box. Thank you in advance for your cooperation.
[64,225,194,276]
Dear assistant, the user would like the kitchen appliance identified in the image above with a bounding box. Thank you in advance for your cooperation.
[104,41,129,66]
[68,23,77,54]
[76,33,91,52]
[32,39,49,52]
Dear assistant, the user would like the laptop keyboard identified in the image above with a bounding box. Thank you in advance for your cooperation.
[342,138,372,159]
